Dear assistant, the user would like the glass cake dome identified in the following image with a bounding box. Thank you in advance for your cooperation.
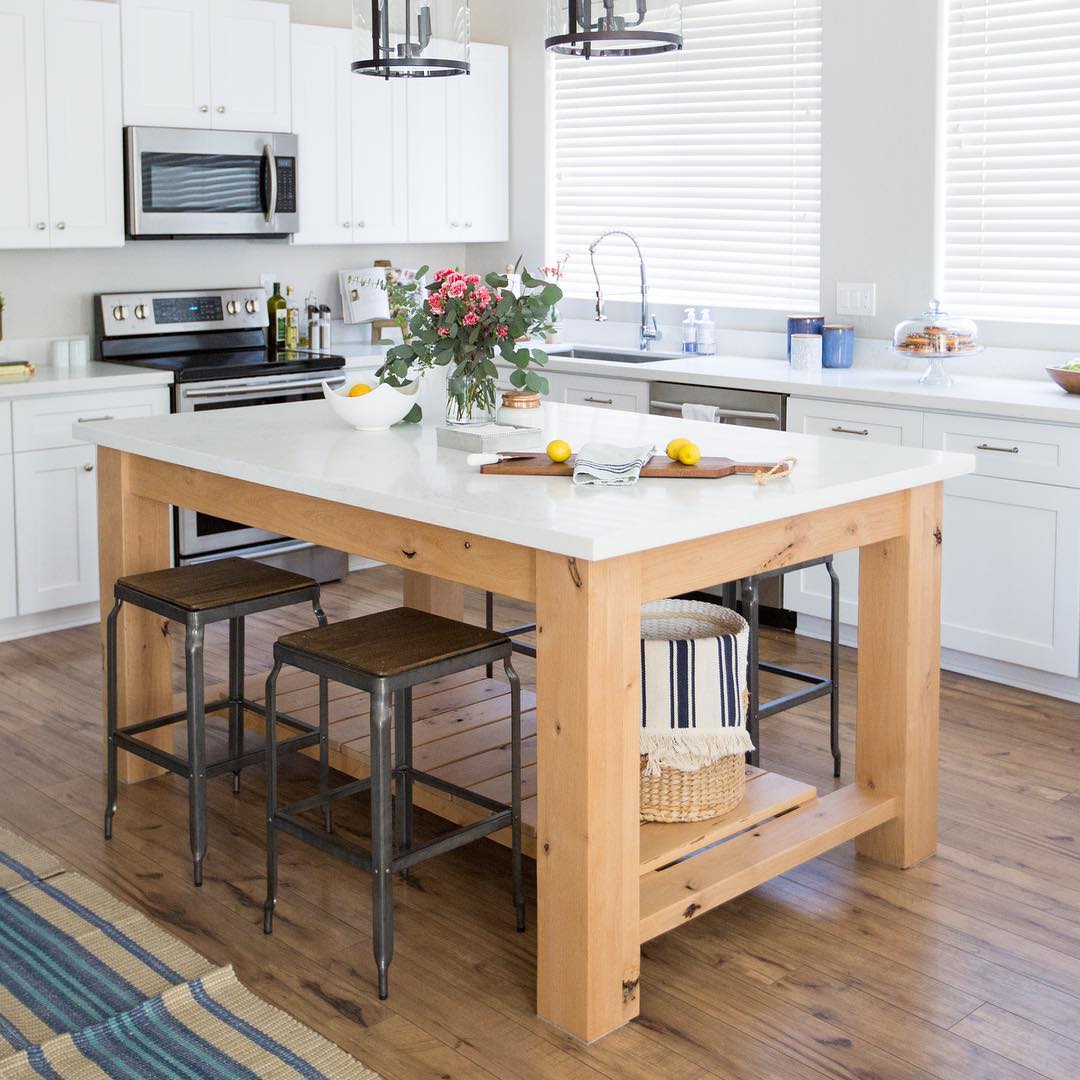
[892,299,981,387]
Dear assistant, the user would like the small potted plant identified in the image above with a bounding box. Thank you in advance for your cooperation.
[376,262,562,425]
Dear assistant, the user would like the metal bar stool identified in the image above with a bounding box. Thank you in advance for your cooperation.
[263,606,525,1000]
[483,590,536,678]
[104,557,329,886]
[725,555,841,777]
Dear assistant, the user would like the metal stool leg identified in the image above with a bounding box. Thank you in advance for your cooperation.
[228,616,245,795]
[826,557,842,778]
[485,591,495,679]
[319,676,332,832]
[263,660,283,934]
[394,687,413,872]
[504,658,526,933]
[104,597,123,840]
[746,577,761,768]
[185,618,208,887]
[312,592,328,627]
[370,686,394,999]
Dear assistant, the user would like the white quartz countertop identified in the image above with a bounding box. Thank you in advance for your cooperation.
[0,361,173,399]
[75,398,973,561]
[531,347,1080,426]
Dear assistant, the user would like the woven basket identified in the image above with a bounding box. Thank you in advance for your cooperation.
[639,599,751,823]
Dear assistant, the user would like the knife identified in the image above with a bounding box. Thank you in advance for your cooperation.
[466,452,541,467]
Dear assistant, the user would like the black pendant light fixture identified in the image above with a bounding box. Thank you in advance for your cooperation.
[352,0,470,78]
[545,0,683,58]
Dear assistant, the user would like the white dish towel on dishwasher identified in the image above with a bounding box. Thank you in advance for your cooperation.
[682,402,718,423]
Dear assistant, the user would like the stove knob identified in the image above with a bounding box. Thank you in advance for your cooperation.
[134,304,148,320]
[112,305,128,321]
[226,299,240,316]
[245,298,259,315]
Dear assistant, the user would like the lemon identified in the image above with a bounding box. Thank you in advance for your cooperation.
[677,442,702,466]
[547,439,572,464]
[666,437,691,461]
[347,382,373,398]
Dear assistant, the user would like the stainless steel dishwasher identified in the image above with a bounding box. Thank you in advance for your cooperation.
[650,383,790,620]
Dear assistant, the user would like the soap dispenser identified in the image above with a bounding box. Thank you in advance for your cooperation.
[697,309,716,356]
[682,309,698,354]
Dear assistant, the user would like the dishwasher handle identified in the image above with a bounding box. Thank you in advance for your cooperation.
[650,399,782,424]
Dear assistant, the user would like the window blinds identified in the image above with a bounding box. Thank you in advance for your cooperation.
[548,0,823,313]
[943,0,1080,323]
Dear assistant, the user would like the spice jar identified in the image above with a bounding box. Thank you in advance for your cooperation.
[497,390,543,428]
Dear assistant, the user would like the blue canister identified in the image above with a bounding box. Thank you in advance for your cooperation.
[787,315,824,361]
[822,324,855,369]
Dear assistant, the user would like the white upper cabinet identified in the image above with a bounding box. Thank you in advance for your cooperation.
[209,0,291,132]
[121,0,211,128]
[45,1,124,248]
[351,74,409,244]
[0,1,51,248]
[406,43,509,244]
[291,25,352,245]
[122,0,290,131]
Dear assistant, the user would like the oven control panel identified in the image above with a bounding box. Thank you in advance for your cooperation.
[98,289,268,336]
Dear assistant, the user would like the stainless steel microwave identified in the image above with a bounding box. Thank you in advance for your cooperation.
[124,127,299,239]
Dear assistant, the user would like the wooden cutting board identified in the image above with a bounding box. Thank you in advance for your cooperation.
[480,454,783,478]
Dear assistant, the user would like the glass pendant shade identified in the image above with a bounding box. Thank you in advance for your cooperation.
[546,0,682,57]
[353,0,470,77]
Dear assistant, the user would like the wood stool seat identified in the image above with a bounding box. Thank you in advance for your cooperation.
[277,607,509,682]
[264,606,525,1000]
[117,558,319,615]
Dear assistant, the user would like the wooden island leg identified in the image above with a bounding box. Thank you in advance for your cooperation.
[402,571,465,621]
[97,449,173,783]
[534,551,642,1042]
[855,482,944,867]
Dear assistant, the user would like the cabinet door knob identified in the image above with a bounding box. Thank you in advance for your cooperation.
[35,222,46,230]
[449,221,459,228]
[83,463,95,473]
[342,221,350,228]
[56,222,66,230]
[465,221,473,228]
[200,105,209,113]
[357,220,365,228]
[217,105,226,114]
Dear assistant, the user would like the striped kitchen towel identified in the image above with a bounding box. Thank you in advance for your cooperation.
[640,600,754,776]
[572,443,655,486]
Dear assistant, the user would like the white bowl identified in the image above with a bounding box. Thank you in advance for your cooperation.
[323,378,419,431]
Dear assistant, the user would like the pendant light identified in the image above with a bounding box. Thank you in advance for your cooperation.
[545,0,682,58]
[352,0,470,78]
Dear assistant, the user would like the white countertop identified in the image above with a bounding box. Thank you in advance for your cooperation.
[532,347,1080,426]
[0,361,173,400]
[74,397,973,561]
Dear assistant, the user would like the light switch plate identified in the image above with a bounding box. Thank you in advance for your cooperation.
[836,282,877,317]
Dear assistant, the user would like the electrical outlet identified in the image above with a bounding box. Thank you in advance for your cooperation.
[836,282,877,317]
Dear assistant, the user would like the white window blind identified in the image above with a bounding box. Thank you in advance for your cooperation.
[943,0,1080,324]
[548,0,822,313]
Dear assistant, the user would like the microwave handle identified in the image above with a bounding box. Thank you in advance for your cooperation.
[262,144,278,224]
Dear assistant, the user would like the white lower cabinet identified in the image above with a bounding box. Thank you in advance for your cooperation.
[13,444,99,615]
[544,372,650,414]
[0,456,16,621]
[941,474,1080,678]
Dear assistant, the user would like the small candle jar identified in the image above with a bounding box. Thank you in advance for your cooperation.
[790,333,823,372]
[497,390,544,428]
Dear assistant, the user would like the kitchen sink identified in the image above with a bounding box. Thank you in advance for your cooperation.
[545,346,686,364]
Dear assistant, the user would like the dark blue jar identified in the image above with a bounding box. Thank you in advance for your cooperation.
[822,324,855,369]
[787,315,824,361]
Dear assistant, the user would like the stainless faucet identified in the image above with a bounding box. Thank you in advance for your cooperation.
[588,230,662,351]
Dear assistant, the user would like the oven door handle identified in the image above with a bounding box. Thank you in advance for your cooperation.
[262,143,278,224]
[182,376,344,399]
[650,400,782,423]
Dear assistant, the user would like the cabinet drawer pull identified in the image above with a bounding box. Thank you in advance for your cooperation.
[584,396,614,405]
[831,425,869,436]
[83,463,94,473]
[76,415,114,423]
[976,443,1020,454]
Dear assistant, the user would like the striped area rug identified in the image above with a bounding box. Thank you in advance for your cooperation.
[0,967,378,1080]
[0,831,377,1079]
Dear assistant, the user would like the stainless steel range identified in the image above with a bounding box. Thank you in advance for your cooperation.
[95,287,348,582]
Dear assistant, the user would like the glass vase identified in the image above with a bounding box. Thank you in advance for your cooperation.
[446,363,497,427]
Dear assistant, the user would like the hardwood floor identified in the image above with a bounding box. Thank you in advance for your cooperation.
[1,565,1078,1079]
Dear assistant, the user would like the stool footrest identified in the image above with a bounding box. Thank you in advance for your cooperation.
[393,812,512,873]
[282,777,372,817]
[402,766,511,817]
[758,680,835,720]
[758,662,830,687]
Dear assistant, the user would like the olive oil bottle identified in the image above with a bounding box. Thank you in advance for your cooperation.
[267,282,287,352]
[285,285,300,350]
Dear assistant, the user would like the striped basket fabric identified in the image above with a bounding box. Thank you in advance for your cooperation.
[640,599,754,822]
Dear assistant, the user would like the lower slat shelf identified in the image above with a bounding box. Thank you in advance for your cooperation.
[638,784,899,943]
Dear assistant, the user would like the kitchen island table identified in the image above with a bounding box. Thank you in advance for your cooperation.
[77,400,972,1043]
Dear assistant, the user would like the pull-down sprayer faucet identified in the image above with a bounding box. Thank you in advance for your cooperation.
[588,230,662,351]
